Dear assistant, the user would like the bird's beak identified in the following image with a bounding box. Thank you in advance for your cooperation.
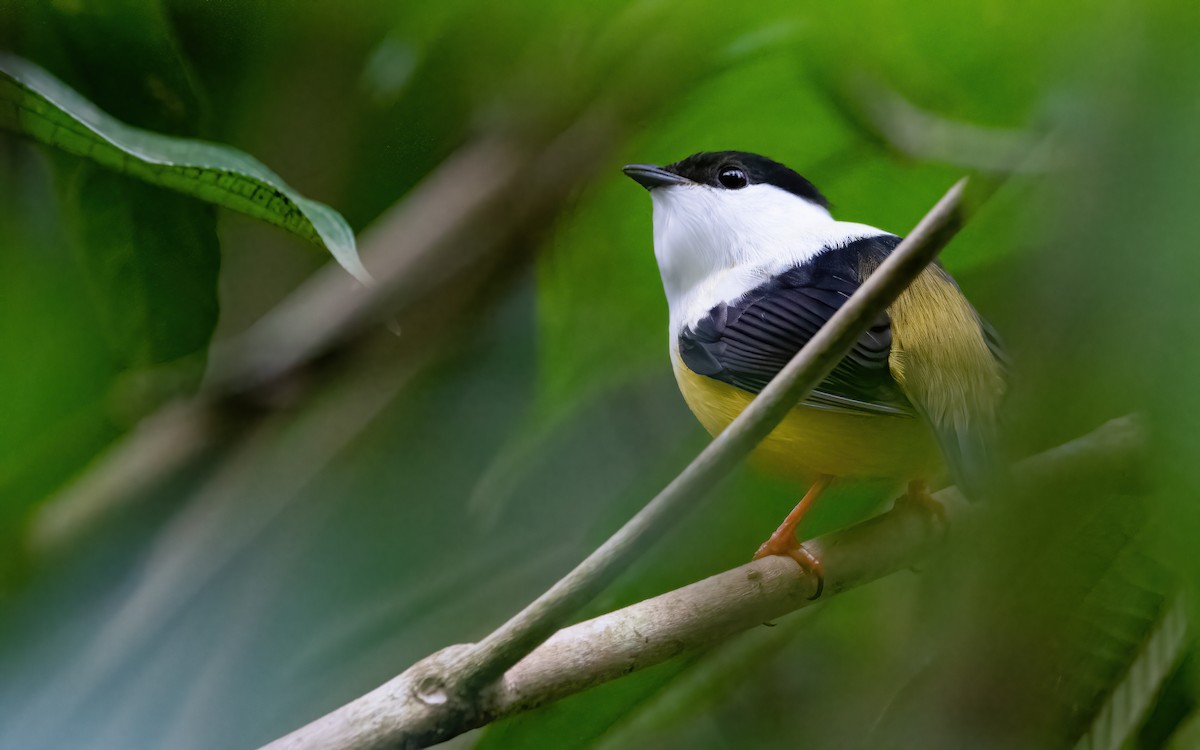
[622,164,691,190]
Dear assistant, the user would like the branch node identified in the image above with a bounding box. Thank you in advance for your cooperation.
[413,675,449,707]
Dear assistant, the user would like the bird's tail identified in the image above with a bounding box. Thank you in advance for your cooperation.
[934,421,1009,502]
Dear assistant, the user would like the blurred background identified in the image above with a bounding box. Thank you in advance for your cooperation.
[1,0,1198,748]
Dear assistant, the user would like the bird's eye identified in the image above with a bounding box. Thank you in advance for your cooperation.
[717,167,748,189]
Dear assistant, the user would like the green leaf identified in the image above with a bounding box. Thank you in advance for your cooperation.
[1167,710,1200,750]
[0,0,223,578]
[56,156,217,361]
[0,53,370,284]
[1074,598,1189,750]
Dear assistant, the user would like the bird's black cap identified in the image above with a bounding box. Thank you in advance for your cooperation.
[624,151,828,208]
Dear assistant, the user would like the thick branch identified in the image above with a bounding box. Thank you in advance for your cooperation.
[261,416,1143,750]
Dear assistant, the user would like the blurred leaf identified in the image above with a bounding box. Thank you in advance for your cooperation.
[56,163,220,375]
[1075,598,1188,750]
[1167,710,1200,750]
[798,0,1081,128]
[4,0,205,135]
[1058,545,1182,748]
[0,54,370,284]
[0,0,220,576]
[866,454,1172,750]
[0,146,123,558]
[6,0,217,375]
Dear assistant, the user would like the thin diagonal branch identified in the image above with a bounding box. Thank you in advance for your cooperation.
[261,416,1144,750]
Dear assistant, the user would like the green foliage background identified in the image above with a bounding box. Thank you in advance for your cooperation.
[1,0,1198,748]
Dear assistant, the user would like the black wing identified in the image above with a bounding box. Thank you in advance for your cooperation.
[678,235,915,417]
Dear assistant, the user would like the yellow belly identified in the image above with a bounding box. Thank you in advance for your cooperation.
[674,358,940,483]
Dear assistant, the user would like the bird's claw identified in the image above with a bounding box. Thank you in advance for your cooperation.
[753,535,824,599]
[892,479,948,531]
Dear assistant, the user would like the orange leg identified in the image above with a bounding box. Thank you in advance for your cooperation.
[753,474,833,599]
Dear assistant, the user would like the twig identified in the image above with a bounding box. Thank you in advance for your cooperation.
[813,72,1050,174]
[260,416,1144,750]
[859,82,1046,172]
[29,400,227,551]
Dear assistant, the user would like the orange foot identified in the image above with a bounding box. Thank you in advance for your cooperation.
[893,479,948,530]
[751,475,832,600]
[753,533,824,599]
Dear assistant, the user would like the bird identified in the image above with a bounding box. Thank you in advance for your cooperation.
[623,151,1006,597]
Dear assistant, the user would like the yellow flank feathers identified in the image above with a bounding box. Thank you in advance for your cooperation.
[673,355,941,483]
[885,265,1006,435]
[670,265,1003,489]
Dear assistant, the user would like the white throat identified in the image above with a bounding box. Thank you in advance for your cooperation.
[648,183,880,334]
